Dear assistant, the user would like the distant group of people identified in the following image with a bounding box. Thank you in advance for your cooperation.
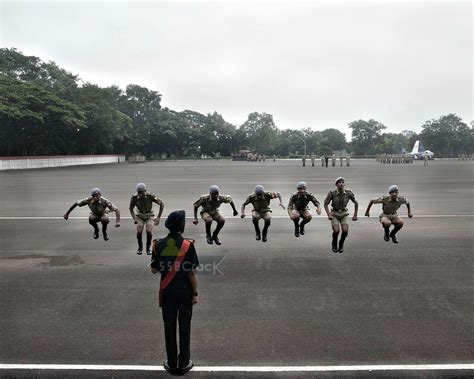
[62,179,412,375]
[301,155,351,168]
[376,154,414,164]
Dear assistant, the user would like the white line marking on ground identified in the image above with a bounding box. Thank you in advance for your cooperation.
[0,215,473,220]
[0,364,473,372]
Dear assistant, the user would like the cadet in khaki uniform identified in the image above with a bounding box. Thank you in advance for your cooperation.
[241,185,285,242]
[129,183,164,255]
[63,187,120,241]
[287,181,321,237]
[193,185,238,245]
[365,185,413,243]
[323,177,358,253]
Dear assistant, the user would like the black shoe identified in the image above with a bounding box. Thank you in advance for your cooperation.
[206,235,213,245]
[178,360,194,375]
[136,248,143,255]
[332,242,338,253]
[255,232,261,241]
[262,233,267,242]
[103,232,109,241]
[146,247,152,255]
[212,235,222,245]
[163,360,178,375]
[294,227,300,238]
[384,230,390,241]
[299,225,305,235]
[93,230,99,239]
[338,245,344,253]
[390,233,399,244]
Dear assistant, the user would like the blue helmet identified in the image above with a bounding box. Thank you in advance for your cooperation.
[90,187,101,196]
[388,185,399,193]
[296,181,306,190]
[255,185,264,194]
[335,177,345,185]
[209,185,220,194]
[136,183,146,192]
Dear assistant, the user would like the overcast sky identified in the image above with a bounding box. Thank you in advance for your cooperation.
[1,0,472,138]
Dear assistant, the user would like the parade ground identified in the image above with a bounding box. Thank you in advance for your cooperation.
[0,159,473,378]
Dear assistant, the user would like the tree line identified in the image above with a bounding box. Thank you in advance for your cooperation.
[0,48,472,158]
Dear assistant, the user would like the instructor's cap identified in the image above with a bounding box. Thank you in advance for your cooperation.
[296,181,306,190]
[165,210,186,233]
[91,188,101,196]
[335,177,345,185]
[388,185,399,193]
[255,185,264,194]
[136,183,146,192]
[209,185,220,194]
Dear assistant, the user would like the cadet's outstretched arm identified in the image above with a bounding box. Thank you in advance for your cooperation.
[193,206,199,224]
[115,208,121,226]
[241,202,247,218]
[63,203,77,220]
[156,201,164,223]
[406,202,413,218]
[129,199,136,222]
[277,193,285,209]
[353,200,359,220]
[230,201,238,216]
[313,200,322,215]
[324,202,331,219]
[365,200,374,216]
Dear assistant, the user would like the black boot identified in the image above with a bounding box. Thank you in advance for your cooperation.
[332,232,339,253]
[293,219,300,237]
[212,232,222,245]
[390,224,402,244]
[384,227,390,241]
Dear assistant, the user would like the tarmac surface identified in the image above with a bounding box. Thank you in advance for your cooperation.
[0,159,473,378]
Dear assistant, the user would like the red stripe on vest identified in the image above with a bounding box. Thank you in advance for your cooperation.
[159,239,191,307]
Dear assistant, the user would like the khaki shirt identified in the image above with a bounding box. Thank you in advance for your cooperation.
[193,194,232,214]
[372,196,408,215]
[243,192,278,213]
[288,192,319,211]
[77,197,117,216]
[129,192,162,216]
[324,189,356,212]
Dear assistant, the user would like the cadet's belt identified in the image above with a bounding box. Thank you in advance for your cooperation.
[332,208,347,213]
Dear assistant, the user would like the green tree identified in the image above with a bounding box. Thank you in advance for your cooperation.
[0,74,86,155]
[320,128,347,153]
[420,114,471,157]
[74,83,132,154]
[349,119,387,155]
[239,112,278,155]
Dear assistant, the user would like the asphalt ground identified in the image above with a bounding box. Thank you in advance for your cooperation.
[0,159,473,378]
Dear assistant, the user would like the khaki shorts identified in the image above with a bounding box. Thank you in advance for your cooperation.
[330,211,349,226]
[252,210,271,219]
[136,214,154,227]
[89,212,108,221]
[201,211,221,221]
[379,213,401,224]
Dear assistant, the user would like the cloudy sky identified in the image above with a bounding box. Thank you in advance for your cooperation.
[1,0,472,138]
